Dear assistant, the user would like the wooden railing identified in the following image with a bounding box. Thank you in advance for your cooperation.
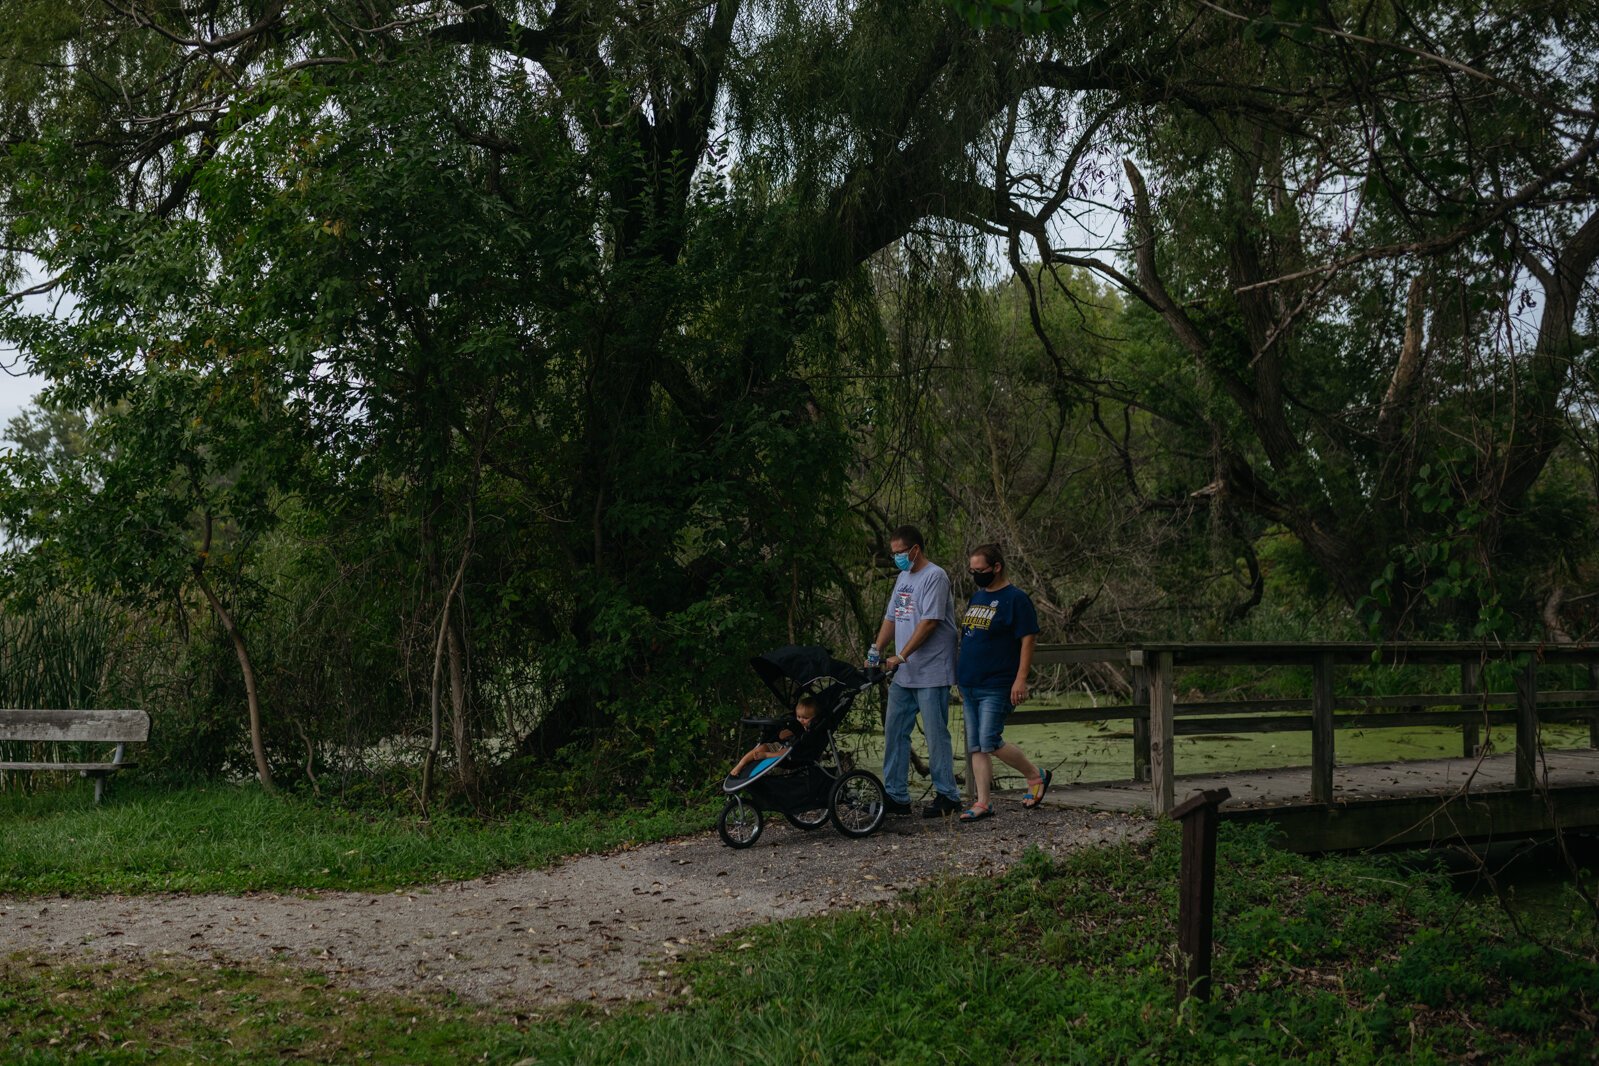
[1016,642,1599,815]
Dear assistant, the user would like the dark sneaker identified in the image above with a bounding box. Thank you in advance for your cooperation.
[884,797,914,816]
[922,793,962,818]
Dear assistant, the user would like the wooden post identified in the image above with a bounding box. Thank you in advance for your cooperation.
[1172,786,1231,1006]
[1514,657,1539,789]
[1311,653,1335,804]
[1460,660,1481,758]
[1132,663,1151,783]
[1149,651,1175,816]
[1589,663,1599,750]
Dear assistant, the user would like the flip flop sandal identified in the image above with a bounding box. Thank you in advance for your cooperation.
[959,804,994,822]
[1023,769,1053,809]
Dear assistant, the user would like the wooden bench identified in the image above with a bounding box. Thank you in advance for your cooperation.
[0,709,149,803]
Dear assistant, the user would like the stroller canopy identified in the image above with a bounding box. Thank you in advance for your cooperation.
[750,645,868,709]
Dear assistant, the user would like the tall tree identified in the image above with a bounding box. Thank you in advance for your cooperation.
[0,1,1171,781]
[959,0,1599,634]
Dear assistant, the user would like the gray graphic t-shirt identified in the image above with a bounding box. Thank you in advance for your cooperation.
[883,561,957,688]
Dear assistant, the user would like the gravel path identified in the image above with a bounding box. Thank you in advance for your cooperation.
[0,802,1145,1007]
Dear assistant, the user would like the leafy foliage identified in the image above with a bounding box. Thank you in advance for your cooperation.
[0,0,1597,792]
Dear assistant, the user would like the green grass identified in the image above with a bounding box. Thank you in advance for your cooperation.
[5,825,1596,1064]
[0,957,512,1065]
[0,782,712,896]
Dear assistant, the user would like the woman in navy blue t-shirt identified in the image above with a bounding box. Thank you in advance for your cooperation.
[955,543,1051,820]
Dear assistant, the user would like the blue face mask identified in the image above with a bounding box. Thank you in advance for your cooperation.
[893,551,913,572]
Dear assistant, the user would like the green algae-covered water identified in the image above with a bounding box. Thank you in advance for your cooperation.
[1003,717,1597,787]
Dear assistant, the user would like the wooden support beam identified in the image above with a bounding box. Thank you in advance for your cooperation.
[1001,691,1599,728]
[1132,664,1150,783]
[1539,705,1599,723]
[1514,658,1539,789]
[1590,664,1599,750]
[1030,645,1137,665]
[1223,784,1599,852]
[1311,653,1335,804]
[1141,641,1599,667]
[1169,711,1521,734]
[1177,697,1312,714]
[1176,690,1592,712]
[1005,705,1144,725]
[1149,651,1175,816]
[1461,660,1481,758]
[1172,787,1231,1005]
[1006,707,1540,733]
[1002,703,1598,728]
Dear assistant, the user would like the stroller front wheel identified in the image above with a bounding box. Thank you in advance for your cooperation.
[718,796,763,848]
[829,769,886,838]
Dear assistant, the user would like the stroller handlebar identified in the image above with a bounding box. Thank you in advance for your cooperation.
[860,662,897,687]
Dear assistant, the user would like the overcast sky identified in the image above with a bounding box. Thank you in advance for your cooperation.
[1,262,58,430]
[0,348,43,428]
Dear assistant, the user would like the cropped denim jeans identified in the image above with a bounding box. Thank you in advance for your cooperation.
[882,682,960,805]
[960,685,1014,753]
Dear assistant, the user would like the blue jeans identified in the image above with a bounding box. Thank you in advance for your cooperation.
[883,683,960,804]
[961,686,1012,753]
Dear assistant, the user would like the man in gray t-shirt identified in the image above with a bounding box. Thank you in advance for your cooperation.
[868,525,962,817]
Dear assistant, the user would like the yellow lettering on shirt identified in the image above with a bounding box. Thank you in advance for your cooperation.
[961,603,997,635]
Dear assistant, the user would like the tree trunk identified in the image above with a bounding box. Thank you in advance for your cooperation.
[420,592,447,814]
[194,570,275,794]
[445,613,478,799]
[421,524,473,813]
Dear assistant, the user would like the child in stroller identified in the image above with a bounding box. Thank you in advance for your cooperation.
[729,697,818,778]
[717,645,890,849]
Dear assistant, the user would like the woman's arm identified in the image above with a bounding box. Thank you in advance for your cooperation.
[1011,633,1035,705]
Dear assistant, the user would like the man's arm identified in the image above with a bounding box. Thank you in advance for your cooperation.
[888,619,941,665]
[889,567,951,666]
[872,617,895,657]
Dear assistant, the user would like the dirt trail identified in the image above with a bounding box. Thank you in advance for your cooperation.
[0,803,1144,1007]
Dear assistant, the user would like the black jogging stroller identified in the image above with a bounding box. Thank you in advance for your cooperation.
[717,645,889,848]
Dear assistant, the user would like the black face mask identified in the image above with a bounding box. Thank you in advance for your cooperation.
[971,569,997,589]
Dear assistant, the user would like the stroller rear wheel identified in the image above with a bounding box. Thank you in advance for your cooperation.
[828,769,886,838]
[718,796,763,848]
[784,806,830,831]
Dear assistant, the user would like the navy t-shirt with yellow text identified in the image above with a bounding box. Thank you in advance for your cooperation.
[956,584,1040,689]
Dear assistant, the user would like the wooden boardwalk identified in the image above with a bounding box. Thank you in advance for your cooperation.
[1046,749,1599,851]
[1018,642,1599,848]
[1049,748,1599,813]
